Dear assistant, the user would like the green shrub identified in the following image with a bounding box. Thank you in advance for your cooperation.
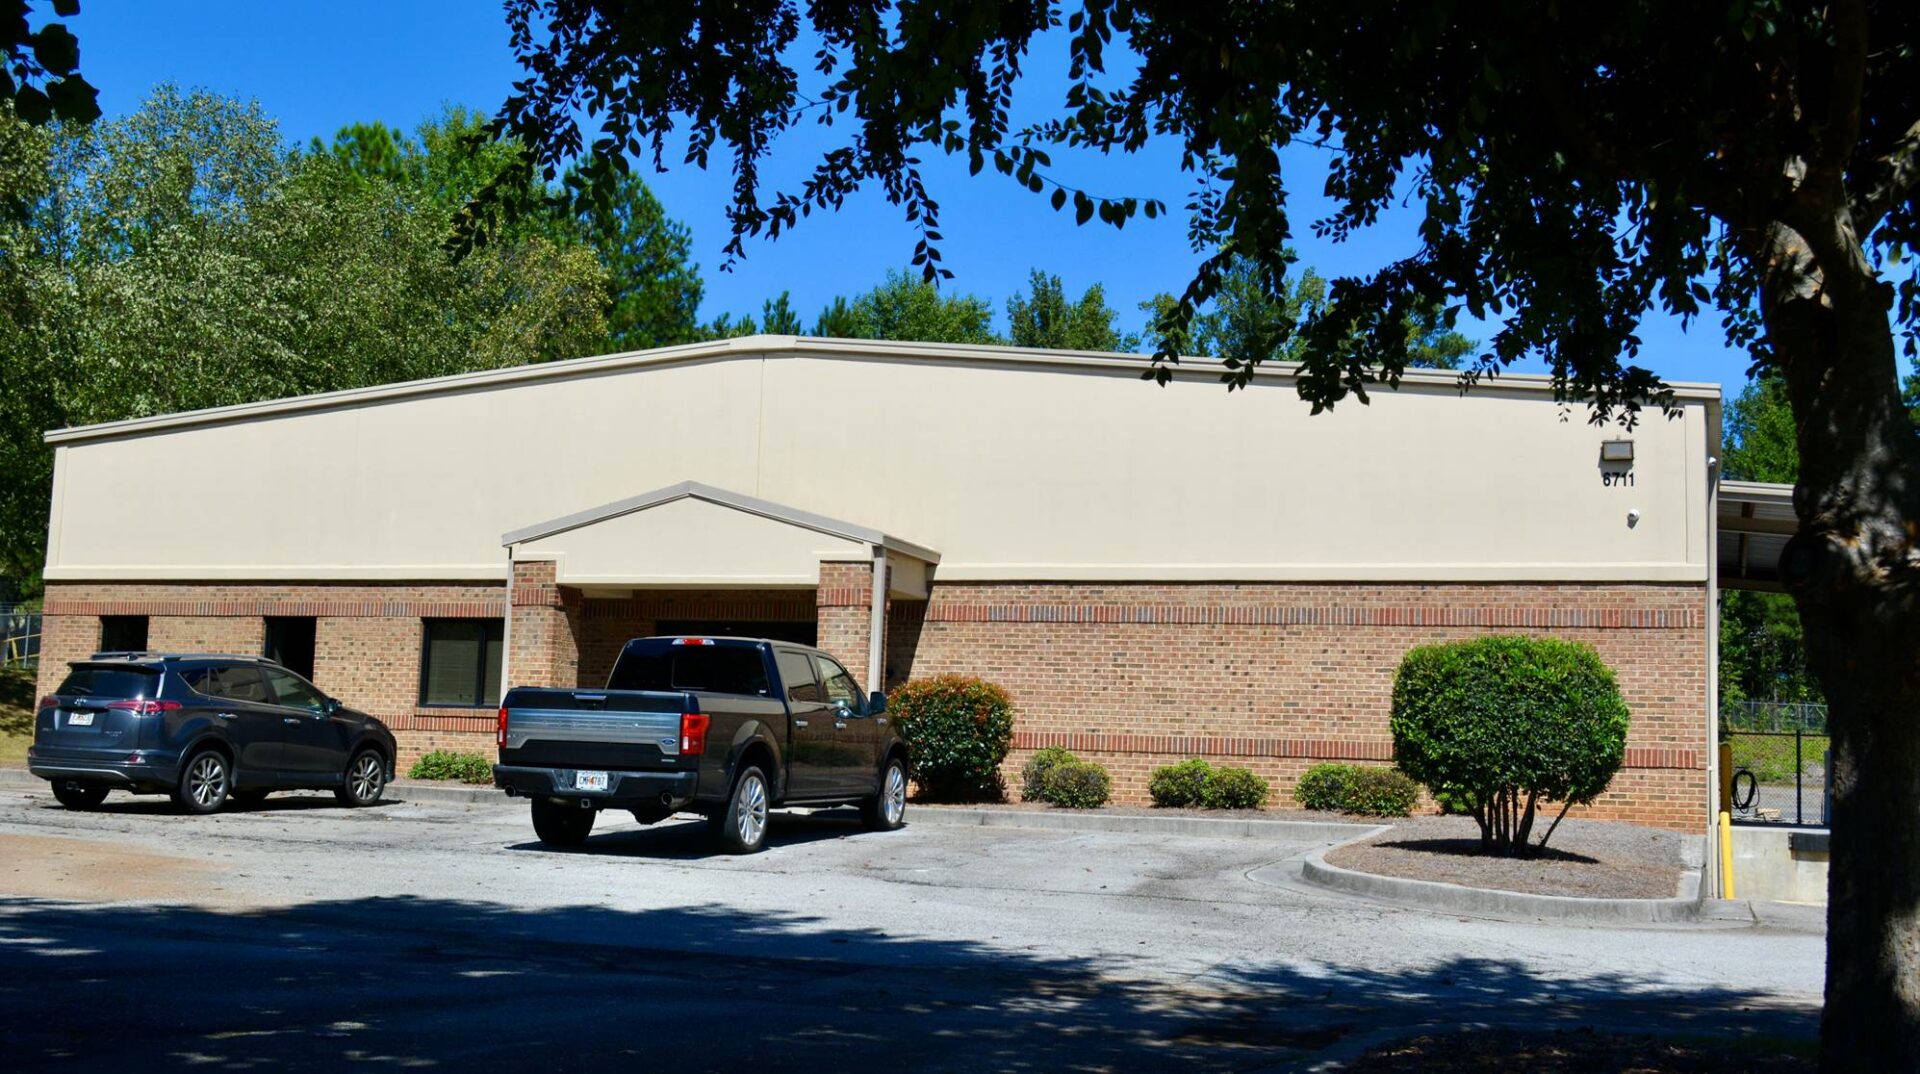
[890,674,1016,801]
[1020,746,1080,802]
[1392,635,1630,856]
[1149,758,1213,807]
[408,751,494,784]
[1198,765,1271,810]
[1041,759,1112,808]
[1294,763,1360,811]
[1342,767,1420,817]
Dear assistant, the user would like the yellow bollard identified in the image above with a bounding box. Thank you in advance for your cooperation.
[1719,810,1736,900]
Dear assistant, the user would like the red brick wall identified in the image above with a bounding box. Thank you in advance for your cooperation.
[887,581,1709,829]
[38,577,1711,827]
[817,559,879,686]
[41,581,505,771]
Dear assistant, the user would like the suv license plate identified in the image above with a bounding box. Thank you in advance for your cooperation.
[574,771,609,792]
[67,712,94,727]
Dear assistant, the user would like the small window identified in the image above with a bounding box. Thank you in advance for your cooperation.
[184,663,269,704]
[776,650,822,703]
[814,655,861,707]
[263,666,328,715]
[420,619,504,708]
[606,639,770,696]
[99,616,148,654]
[264,617,317,680]
[56,665,160,700]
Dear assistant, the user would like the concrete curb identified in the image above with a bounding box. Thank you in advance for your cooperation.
[0,764,501,807]
[906,805,1379,842]
[1293,840,1706,924]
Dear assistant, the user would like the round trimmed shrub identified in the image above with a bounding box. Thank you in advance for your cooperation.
[890,674,1016,801]
[1391,635,1630,855]
[1342,767,1419,817]
[1293,763,1359,811]
[1148,758,1212,807]
[407,751,493,784]
[1198,765,1270,810]
[1021,746,1079,802]
[1041,759,1112,809]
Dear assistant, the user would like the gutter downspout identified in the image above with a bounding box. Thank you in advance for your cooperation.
[868,546,888,693]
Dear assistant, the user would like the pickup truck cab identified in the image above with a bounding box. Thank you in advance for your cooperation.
[493,636,909,853]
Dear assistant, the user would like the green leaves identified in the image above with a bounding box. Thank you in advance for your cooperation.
[1390,636,1631,854]
[890,674,1016,801]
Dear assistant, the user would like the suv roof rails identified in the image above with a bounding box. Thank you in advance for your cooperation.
[85,651,280,664]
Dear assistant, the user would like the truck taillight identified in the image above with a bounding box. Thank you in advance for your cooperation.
[497,705,509,748]
[105,700,181,715]
[680,713,710,756]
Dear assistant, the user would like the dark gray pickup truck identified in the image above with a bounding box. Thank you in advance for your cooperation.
[493,636,909,853]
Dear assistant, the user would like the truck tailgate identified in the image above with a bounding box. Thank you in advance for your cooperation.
[499,690,691,770]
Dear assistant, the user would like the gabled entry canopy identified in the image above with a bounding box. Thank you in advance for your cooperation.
[503,480,938,593]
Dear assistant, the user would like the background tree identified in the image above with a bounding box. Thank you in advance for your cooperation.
[809,269,998,344]
[476,4,1920,1063]
[0,86,611,585]
[1006,269,1138,351]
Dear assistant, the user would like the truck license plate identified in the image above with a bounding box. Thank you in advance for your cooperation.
[67,712,94,727]
[574,771,609,792]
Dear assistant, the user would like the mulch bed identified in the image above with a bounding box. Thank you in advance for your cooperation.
[1354,1029,1810,1072]
[910,799,1335,822]
[1322,814,1693,899]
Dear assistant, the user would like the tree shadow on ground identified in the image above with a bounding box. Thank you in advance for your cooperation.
[1370,837,1603,864]
[0,893,1818,1073]
[504,810,872,858]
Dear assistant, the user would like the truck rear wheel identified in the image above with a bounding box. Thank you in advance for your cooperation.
[709,765,770,854]
[531,799,596,847]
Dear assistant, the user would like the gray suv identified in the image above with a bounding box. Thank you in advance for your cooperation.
[28,653,397,813]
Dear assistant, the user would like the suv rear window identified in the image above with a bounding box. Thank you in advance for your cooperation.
[57,665,162,699]
[607,640,770,696]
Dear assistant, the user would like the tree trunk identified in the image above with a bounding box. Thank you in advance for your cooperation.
[1754,208,1920,1072]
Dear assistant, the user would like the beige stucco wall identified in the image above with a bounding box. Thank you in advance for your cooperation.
[43,337,1716,583]
[515,495,867,586]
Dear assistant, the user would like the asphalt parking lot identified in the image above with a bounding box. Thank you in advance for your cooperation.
[0,785,1824,1072]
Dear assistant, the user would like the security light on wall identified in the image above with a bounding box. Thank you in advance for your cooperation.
[1600,440,1634,463]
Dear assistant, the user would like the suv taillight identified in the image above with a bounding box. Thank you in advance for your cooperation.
[497,704,509,749]
[36,695,57,710]
[680,713,710,756]
[105,700,181,715]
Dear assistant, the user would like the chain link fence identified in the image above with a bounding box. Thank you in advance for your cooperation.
[1722,700,1827,827]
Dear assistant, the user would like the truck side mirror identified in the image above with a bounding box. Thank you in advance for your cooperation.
[868,690,887,715]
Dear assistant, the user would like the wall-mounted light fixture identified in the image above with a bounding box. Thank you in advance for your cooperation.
[1600,439,1635,464]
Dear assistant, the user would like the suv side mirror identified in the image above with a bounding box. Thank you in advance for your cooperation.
[868,690,887,715]
[323,697,343,716]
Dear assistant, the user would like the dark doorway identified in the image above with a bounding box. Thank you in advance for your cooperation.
[655,620,818,646]
[98,615,148,654]
[264,616,317,680]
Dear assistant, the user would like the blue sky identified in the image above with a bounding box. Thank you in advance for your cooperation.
[65,0,1759,394]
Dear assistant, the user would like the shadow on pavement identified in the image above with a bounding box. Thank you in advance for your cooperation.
[0,893,1818,1072]
[504,811,869,858]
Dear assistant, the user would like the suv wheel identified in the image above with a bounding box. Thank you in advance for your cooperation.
[334,749,386,807]
[862,756,908,832]
[530,799,596,847]
[175,749,231,814]
[50,781,109,811]
[710,765,770,854]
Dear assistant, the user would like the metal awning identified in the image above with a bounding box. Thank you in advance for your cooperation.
[1718,480,1795,591]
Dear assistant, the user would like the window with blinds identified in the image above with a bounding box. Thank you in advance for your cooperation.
[419,619,504,707]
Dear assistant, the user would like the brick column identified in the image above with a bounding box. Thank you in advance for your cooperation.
[817,558,887,692]
[34,600,99,702]
[509,559,583,689]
